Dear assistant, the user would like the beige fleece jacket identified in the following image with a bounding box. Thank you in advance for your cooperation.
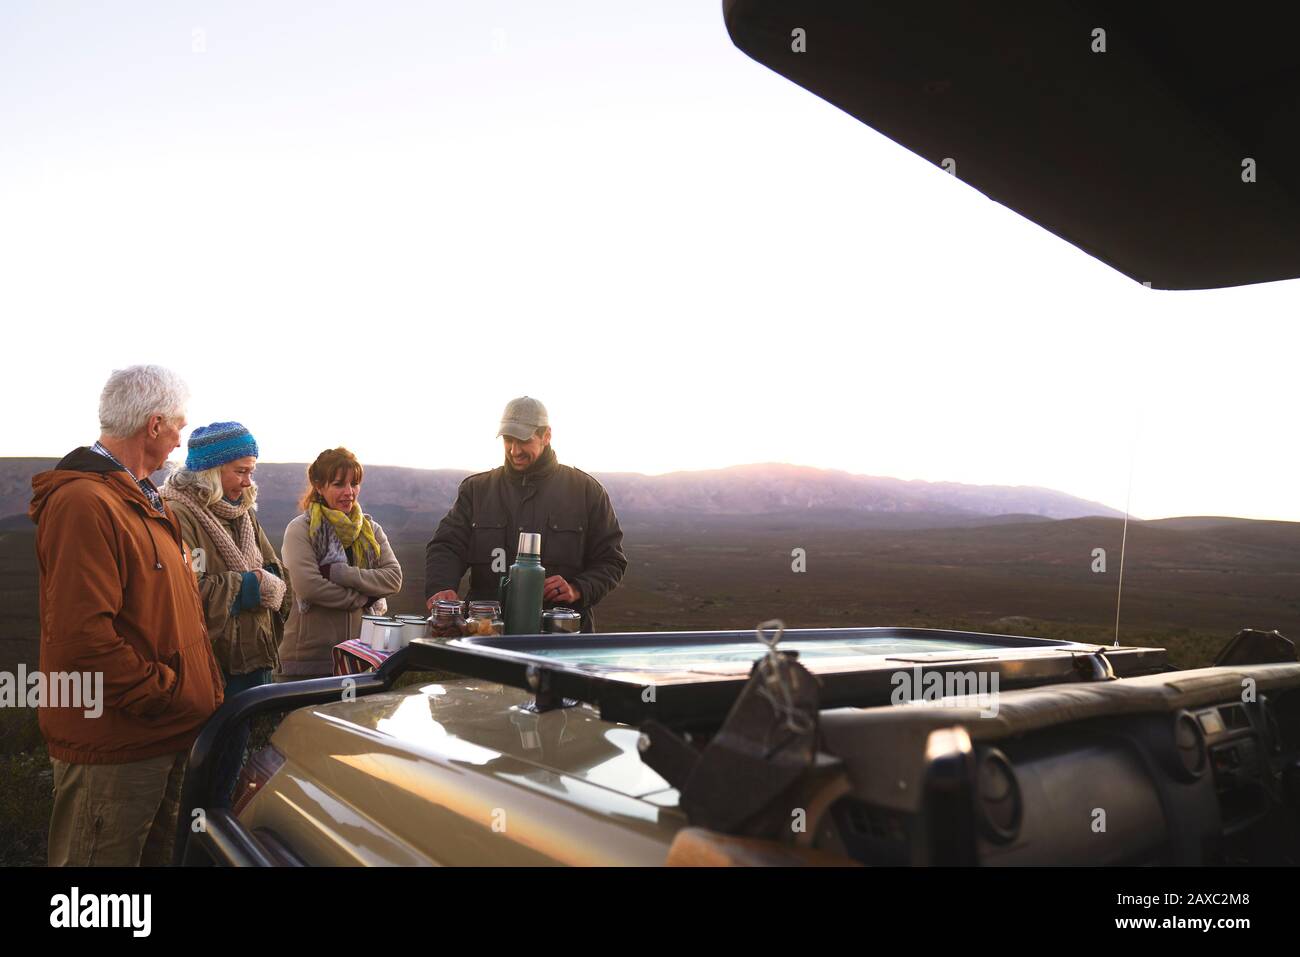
[275,511,403,678]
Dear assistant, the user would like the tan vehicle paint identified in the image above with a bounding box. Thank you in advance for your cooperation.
[239,679,686,865]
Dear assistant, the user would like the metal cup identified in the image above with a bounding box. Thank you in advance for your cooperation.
[541,607,582,634]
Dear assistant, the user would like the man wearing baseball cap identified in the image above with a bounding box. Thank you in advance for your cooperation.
[424,397,627,632]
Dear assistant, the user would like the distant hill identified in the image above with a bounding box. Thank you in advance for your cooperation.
[588,462,1123,520]
[0,457,1123,542]
[1146,516,1300,554]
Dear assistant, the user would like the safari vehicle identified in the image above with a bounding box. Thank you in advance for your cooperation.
[177,0,1300,866]
[175,623,1300,866]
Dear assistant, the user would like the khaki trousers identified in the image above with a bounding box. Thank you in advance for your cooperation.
[48,751,188,867]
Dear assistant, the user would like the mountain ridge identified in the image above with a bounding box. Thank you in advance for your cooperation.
[0,457,1124,523]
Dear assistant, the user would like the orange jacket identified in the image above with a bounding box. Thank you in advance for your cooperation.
[29,448,224,764]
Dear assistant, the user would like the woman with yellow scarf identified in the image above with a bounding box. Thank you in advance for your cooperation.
[275,448,403,680]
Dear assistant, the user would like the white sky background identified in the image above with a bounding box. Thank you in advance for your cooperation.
[1,1,1297,521]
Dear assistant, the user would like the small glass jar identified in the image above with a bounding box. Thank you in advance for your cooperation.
[430,599,467,640]
[464,601,504,637]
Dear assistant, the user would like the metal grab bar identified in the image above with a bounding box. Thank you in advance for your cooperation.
[174,649,412,865]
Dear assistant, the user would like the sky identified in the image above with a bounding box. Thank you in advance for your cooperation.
[2,1,1298,521]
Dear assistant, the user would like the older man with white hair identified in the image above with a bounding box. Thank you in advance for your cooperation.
[29,364,225,866]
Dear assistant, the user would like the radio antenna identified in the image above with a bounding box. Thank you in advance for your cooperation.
[1113,420,1140,648]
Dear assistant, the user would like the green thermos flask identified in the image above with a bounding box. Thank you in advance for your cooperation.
[499,532,545,635]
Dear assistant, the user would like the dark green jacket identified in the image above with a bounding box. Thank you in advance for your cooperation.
[424,446,627,631]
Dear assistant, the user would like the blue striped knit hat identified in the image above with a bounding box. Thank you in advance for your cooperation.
[185,422,259,471]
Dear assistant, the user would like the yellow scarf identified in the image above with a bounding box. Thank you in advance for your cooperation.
[308,501,380,568]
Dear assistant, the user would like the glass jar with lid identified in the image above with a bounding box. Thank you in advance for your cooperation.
[429,599,467,640]
[464,600,504,637]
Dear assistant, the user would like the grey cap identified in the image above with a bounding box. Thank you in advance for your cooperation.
[497,396,549,440]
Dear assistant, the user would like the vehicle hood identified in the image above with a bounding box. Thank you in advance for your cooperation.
[295,678,674,800]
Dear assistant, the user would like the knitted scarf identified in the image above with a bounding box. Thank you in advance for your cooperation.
[162,483,262,573]
[307,500,380,568]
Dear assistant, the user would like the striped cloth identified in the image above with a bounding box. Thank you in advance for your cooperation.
[91,441,165,513]
[332,638,393,676]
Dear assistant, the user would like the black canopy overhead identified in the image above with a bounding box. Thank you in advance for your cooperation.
[723,1,1300,290]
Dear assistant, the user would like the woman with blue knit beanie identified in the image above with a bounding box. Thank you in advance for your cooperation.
[161,422,292,692]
